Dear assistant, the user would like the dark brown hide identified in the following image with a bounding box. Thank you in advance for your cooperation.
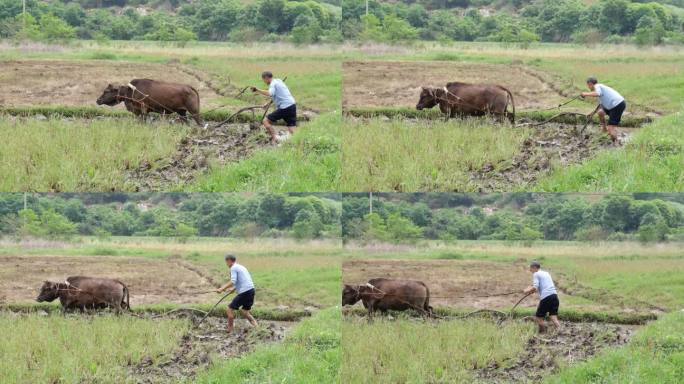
[96,79,204,126]
[36,276,130,313]
[416,82,515,123]
[342,278,432,316]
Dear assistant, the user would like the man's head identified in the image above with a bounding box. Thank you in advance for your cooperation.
[586,76,598,91]
[261,71,274,85]
[529,261,541,273]
[225,254,237,267]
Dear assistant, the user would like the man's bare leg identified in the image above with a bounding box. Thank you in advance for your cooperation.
[262,118,278,144]
[241,309,258,327]
[550,315,561,330]
[226,307,235,333]
[607,125,619,143]
[287,126,296,135]
[598,109,607,132]
[534,316,547,333]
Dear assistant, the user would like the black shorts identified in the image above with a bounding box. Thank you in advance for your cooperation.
[267,104,297,127]
[229,288,255,310]
[536,294,559,317]
[604,101,626,126]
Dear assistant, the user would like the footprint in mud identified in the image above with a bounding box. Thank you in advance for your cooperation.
[476,321,636,383]
[129,316,293,384]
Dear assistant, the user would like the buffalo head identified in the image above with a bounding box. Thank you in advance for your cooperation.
[36,281,60,302]
[96,84,123,106]
[416,87,439,110]
[342,284,361,306]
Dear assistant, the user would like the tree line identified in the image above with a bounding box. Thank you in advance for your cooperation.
[0,0,341,44]
[342,194,684,243]
[341,0,684,46]
[0,193,342,240]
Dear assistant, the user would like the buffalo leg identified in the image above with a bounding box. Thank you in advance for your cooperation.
[178,110,190,125]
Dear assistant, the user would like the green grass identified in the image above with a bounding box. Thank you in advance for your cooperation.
[191,112,341,192]
[546,312,684,384]
[0,41,342,192]
[196,307,340,384]
[340,117,529,191]
[0,312,188,384]
[342,317,534,383]
[0,117,188,192]
[537,112,684,191]
[339,43,684,192]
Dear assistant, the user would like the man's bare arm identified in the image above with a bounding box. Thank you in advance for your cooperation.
[251,87,270,97]
[523,286,537,294]
[216,281,235,293]
[581,91,598,98]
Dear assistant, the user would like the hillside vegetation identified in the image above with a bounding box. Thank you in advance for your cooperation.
[342,0,684,45]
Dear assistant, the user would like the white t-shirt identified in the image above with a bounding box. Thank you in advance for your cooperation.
[230,263,255,294]
[595,84,624,110]
[532,270,557,300]
[268,79,295,110]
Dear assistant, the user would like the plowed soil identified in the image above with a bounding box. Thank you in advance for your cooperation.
[343,61,570,111]
[0,255,218,306]
[0,59,222,108]
[130,316,293,383]
[343,259,547,310]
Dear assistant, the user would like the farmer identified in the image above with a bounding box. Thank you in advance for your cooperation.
[523,261,561,333]
[251,71,297,144]
[581,77,626,144]
[216,254,258,333]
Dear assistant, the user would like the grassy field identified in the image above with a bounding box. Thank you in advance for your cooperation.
[197,307,340,384]
[0,117,188,192]
[0,40,341,192]
[0,237,342,383]
[340,43,684,192]
[0,313,188,383]
[547,311,684,384]
[342,317,533,383]
[191,112,341,192]
[538,112,684,191]
[342,240,684,383]
[341,117,527,191]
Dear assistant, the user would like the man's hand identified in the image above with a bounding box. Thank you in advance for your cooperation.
[580,93,586,99]
[250,86,258,92]
[215,288,223,294]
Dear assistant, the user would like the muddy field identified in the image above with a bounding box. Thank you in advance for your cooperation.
[131,316,293,383]
[0,255,218,305]
[0,59,223,108]
[343,259,549,310]
[477,321,636,383]
[125,121,275,190]
[471,121,630,190]
[343,61,571,111]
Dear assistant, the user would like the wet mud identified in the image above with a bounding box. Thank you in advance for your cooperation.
[125,123,277,190]
[130,315,293,384]
[470,122,630,191]
[476,321,636,383]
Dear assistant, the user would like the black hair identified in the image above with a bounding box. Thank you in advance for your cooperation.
[261,71,273,79]
[225,254,237,262]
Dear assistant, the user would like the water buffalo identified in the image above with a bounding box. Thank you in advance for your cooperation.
[416,82,515,124]
[342,278,433,317]
[96,79,205,127]
[36,276,130,313]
